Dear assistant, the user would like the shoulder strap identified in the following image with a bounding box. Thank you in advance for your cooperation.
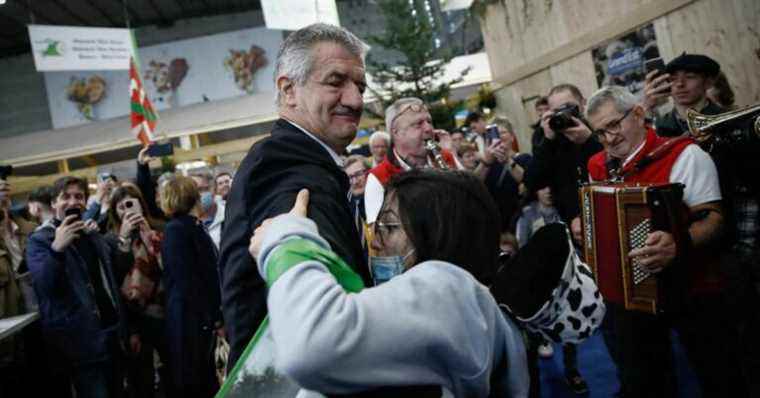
[619,136,692,179]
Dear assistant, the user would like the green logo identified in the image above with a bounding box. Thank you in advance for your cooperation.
[40,39,64,57]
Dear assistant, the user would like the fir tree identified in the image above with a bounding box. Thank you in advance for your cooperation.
[365,0,470,131]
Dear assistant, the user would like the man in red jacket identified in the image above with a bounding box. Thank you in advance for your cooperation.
[585,85,746,397]
[364,97,456,224]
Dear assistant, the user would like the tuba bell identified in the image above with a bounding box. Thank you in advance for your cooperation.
[686,103,760,145]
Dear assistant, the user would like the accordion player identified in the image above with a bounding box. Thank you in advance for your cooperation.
[579,182,691,314]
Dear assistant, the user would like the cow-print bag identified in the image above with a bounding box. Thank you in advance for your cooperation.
[492,223,605,344]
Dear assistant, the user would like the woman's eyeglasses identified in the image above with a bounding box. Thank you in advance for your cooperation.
[372,220,402,246]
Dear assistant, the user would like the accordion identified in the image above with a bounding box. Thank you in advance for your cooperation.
[579,183,686,314]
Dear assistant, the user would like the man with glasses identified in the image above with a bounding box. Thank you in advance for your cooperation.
[586,85,747,397]
[344,155,370,260]
[364,97,457,224]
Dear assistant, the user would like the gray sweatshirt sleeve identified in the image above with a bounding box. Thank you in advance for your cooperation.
[257,215,528,397]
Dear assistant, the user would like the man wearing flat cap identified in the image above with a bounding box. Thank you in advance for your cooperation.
[643,53,722,136]
[644,53,760,396]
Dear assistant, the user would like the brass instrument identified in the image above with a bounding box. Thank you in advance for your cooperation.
[686,103,760,145]
[424,139,450,169]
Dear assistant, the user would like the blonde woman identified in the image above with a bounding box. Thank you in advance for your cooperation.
[160,176,222,398]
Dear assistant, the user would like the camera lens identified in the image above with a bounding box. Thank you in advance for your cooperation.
[125,200,133,208]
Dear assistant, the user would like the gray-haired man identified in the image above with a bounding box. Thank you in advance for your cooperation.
[218,23,372,371]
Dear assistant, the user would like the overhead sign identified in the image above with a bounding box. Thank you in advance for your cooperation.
[261,0,340,31]
[28,25,133,71]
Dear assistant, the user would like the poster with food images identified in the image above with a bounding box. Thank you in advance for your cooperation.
[44,26,282,129]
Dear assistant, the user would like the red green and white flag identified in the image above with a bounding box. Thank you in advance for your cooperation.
[130,56,158,145]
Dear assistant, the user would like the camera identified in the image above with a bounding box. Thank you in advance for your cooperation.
[548,103,582,132]
[0,165,12,180]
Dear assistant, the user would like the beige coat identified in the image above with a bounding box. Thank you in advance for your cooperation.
[0,215,37,365]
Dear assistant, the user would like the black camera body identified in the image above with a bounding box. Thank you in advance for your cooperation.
[548,103,581,132]
[0,165,12,180]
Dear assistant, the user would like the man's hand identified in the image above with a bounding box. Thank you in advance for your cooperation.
[137,146,155,166]
[51,214,85,252]
[628,231,677,273]
[119,212,145,239]
[642,70,671,113]
[561,117,592,144]
[433,129,453,151]
[540,110,556,141]
[249,189,310,260]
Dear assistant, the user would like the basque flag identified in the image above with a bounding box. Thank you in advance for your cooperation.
[129,57,158,145]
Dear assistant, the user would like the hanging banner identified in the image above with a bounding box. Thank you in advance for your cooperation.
[261,0,340,31]
[28,24,133,71]
[43,26,282,129]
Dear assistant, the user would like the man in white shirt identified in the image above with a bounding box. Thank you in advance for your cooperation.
[364,97,457,224]
[585,85,746,397]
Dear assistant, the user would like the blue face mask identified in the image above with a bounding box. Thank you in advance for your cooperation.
[370,249,415,285]
[200,191,215,213]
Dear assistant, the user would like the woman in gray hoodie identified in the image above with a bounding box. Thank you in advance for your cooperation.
[249,170,529,397]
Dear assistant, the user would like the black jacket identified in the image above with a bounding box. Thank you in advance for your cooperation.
[655,102,760,248]
[524,134,603,222]
[219,119,371,370]
[162,214,221,394]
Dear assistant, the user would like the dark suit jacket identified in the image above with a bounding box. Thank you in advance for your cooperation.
[219,119,371,369]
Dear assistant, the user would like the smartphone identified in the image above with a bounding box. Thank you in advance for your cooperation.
[97,172,112,184]
[122,198,144,216]
[64,207,82,222]
[644,57,666,77]
[146,143,174,157]
[485,125,501,144]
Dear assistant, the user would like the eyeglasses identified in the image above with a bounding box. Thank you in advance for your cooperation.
[593,108,634,139]
[390,103,428,130]
[372,220,402,247]
[347,170,368,182]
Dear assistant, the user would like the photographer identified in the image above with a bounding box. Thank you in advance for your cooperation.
[522,84,601,395]
[26,176,130,398]
[479,116,532,232]
[106,184,167,398]
[644,53,760,396]
[525,84,602,227]
[83,173,118,233]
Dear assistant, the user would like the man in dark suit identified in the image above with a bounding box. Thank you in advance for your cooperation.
[219,23,372,370]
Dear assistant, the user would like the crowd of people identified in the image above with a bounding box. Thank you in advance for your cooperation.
[0,22,758,398]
